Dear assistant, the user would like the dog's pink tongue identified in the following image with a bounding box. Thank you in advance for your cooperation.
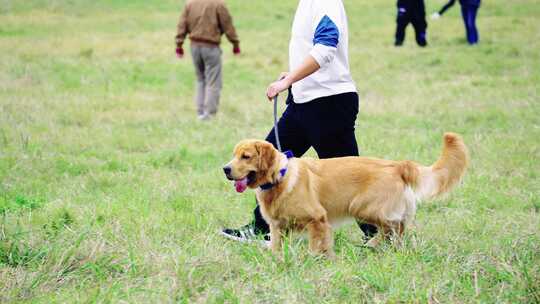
[234,178,248,193]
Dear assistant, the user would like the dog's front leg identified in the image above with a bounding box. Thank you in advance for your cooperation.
[269,224,282,254]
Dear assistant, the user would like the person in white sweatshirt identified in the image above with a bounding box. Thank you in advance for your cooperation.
[221,0,378,244]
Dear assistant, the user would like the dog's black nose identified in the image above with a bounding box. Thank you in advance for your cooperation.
[223,166,231,175]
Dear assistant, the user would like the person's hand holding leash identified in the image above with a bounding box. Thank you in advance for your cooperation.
[266,55,320,101]
[266,73,292,100]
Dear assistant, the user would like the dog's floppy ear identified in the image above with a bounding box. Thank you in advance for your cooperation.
[255,141,276,173]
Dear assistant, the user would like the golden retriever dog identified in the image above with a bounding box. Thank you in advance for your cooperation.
[223,133,468,258]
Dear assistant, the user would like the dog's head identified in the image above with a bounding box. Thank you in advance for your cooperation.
[223,139,279,193]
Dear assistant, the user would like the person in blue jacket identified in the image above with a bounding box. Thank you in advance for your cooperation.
[431,0,481,45]
[395,0,428,47]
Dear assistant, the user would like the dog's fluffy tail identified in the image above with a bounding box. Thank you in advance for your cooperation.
[400,132,469,201]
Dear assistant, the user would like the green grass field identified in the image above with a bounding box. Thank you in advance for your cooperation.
[1,0,539,302]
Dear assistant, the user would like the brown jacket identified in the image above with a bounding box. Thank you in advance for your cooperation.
[176,0,239,47]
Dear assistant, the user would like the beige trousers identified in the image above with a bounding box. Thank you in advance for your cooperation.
[190,45,222,116]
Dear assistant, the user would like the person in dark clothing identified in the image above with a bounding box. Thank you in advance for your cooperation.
[431,0,481,45]
[395,0,428,47]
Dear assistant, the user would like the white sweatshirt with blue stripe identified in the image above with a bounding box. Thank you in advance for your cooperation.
[289,0,356,103]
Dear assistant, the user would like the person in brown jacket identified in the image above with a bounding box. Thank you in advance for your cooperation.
[175,0,240,120]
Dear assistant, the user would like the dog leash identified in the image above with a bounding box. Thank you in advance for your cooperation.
[258,94,293,191]
[272,94,293,159]
[273,95,282,152]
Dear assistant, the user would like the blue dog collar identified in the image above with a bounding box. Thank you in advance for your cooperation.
[259,150,293,191]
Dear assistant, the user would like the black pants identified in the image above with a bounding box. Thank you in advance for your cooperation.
[252,91,378,238]
[395,6,427,46]
[461,4,479,44]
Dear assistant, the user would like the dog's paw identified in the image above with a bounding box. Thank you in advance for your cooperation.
[365,237,381,248]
